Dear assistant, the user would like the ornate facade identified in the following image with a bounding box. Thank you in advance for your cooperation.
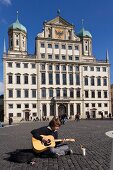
[3,13,111,122]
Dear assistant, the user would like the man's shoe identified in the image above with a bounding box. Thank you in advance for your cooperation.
[51,153,60,158]
[65,149,73,155]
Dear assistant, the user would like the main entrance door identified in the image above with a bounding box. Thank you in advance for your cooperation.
[25,112,29,121]
[58,104,66,117]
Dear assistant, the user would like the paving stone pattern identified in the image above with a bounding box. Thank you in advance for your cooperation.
[0,120,112,170]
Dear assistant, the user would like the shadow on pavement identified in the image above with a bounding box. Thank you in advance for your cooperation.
[4,149,35,163]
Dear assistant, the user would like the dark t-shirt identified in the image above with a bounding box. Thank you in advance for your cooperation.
[31,126,58,141]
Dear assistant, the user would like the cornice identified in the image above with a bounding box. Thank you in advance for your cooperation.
[36,37,80,43]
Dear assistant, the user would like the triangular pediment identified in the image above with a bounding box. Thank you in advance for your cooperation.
[46,16,73,27]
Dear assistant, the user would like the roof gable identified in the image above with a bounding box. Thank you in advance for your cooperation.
[46,16,73,27]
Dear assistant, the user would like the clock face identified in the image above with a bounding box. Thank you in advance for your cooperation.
[55,28,64,39]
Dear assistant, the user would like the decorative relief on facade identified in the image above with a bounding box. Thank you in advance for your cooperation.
[55,28,64,39]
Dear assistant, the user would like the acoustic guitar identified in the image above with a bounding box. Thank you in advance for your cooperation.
[32,135,75,153]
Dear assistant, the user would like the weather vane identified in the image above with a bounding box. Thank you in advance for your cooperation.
[82,19,84,27]
[16,11,19,21]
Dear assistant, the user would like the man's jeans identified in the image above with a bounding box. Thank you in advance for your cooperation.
[42,143,69,156]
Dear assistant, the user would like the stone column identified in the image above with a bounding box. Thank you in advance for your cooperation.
[55,103,58,117]
[74,103,76,116]
[45,64,48,86]
[45,41,47,60]
[47,103,50,117]
[53,64,55,85]
[68,104,70,118]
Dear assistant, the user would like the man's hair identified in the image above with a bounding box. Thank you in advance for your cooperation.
[49,117,61,128]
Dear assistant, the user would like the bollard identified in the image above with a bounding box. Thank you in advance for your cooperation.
[105,131,113,170]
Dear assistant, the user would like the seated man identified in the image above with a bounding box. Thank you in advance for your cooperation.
[31,117,73,158]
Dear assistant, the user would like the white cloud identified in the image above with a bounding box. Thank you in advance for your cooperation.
[0,0,12,6]
[0,82,4,95]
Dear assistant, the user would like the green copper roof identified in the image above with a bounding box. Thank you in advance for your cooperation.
[77,28,92,38]
[8,18,27,32]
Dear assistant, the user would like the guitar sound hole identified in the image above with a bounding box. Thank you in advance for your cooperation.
[44,139,51,146]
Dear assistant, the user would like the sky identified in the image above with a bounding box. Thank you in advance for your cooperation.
[0,0,113,95]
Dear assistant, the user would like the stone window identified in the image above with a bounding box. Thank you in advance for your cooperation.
[49,73,53,85]
[32,89,36,98]
[16,89,21,98]
[84,77,88,86]
[9,113,13,117]
[32,75,36,84]
[48,44,52,48]
[92,103,95,107]
[69,74,73,85]
[9,104,13,109]
[91,91,95,98]
[25,104,29,108]
[24,63,28,68]
[98,103,102,107]
[70,104,74,115]
[56,74,60,85]
[62,45,66,49]
[41,43,44,48]
[42,88,46,98]
[8,75,13,84]
[17,104,21,108]
[8,89,13,98]
[24,89,29,98]
[24,75,28,84]
[62,56,66,60]
[49,88,53,97]
[70,88,74,98]
[41,54,45,58]
[17,113,21,117]
[8,62,12,67]
[16,63,20,68]
[31,64,36,68]
[41,73,46,84]
[62,74,66,85]
[85,103,89,107]
[98,91,101,98]
[85,90,89,98]
[55,44,59,49]
[32,104,36,108]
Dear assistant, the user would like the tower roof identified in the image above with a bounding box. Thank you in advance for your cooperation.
[77,27,92,38]
[8,11,27,33]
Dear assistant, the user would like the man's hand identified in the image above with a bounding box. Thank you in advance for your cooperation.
[41,137,50,144]
[62,138,66,142]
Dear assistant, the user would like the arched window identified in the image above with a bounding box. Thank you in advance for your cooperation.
[42,104,47,116]
[50,104,54,116]
[77,104,80,114]
[48,28,52,38]
[68,30,71,40]
[16,39,19,46]
[70,104,74,115]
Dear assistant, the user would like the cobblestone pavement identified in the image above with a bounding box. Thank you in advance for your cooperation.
[0,120,113,170]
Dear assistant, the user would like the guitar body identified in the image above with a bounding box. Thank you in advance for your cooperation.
[32,135,56,153]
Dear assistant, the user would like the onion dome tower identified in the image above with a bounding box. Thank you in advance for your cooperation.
[8,11,27,54]
[77,20,92,56]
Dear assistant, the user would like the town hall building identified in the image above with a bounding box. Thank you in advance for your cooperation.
[3,11,111,122]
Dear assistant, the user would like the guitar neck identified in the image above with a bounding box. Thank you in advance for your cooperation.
[54,139,75,142]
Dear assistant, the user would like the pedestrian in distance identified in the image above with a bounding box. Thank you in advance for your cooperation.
[75,113,80,122]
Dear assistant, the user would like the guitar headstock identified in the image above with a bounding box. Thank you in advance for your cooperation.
[69,139,75,142]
